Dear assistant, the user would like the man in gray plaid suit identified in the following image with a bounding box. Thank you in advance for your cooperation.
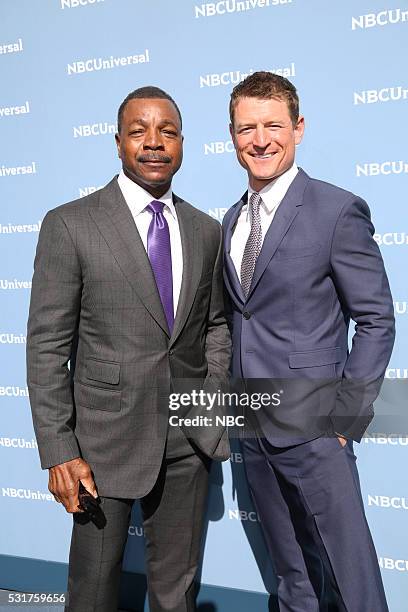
[26,86,231,612]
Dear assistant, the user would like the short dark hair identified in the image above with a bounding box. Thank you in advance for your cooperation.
[117,86,182,133]
[229,71,299,127]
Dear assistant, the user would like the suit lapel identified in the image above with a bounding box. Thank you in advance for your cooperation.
[223,197,246,306]
[89,177,170,336]
[246,168,309,300]
[169,196,202,348]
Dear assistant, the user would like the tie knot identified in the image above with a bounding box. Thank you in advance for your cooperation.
[148,200,165,214]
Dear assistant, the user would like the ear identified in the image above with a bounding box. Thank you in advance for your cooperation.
[115,133,121,159]
[229,123,237,147]
[294,116,305,146]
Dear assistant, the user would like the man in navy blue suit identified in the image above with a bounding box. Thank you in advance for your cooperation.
[223,71,395,611]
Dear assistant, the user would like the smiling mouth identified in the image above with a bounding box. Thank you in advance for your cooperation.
[250,153,275,159]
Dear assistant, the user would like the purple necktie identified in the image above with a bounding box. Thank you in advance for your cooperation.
[147,200,174,333]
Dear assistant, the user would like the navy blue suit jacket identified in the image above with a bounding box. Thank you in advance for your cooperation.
[223,169,395,443]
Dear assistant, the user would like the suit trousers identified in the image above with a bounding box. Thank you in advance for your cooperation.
[65,444,210,612]
[242,435,388,612]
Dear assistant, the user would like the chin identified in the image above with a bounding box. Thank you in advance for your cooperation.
[143,174,170,184]
[253,173,276,183]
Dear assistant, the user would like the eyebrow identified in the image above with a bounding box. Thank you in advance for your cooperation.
[236,120,284,129]
[128,119,179,129]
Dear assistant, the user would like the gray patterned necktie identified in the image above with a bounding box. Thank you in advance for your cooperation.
[240,192,263,297]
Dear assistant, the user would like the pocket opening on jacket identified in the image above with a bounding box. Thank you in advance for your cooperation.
[289,347,342,369]
[84,358,120,385]
[74,381,121,412]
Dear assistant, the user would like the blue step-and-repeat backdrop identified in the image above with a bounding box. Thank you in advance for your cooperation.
[0,1,407,610]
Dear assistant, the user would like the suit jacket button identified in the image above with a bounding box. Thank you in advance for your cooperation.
[169,349,174,356]
[243,311,251,320]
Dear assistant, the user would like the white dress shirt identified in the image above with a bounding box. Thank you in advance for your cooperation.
[230,164,299,277]
[117,170,183,314]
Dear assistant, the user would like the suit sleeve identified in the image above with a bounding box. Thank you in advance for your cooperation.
[329,196,395,441]
[205,222,232,386]
[221,210,234,336]
[26,210,82,468]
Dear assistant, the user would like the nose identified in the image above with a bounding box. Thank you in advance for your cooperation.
[143,127,164,150]
[252,125,269,149]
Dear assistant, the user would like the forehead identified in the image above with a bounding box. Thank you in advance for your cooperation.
[122,98,180,126]
[234,96,291,123]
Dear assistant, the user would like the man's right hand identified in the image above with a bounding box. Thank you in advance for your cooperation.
[48,458,97,514]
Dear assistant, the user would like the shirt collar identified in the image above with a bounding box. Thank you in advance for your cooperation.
[117,169,175,217]
[247,163,298,212]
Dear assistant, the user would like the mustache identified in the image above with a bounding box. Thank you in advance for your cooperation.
[138,154,171,163]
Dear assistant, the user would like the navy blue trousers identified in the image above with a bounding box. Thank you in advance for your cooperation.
[243,435,388,612]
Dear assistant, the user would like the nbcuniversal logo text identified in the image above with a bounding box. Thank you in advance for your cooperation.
[0,437,37,449]
[0,333,26,344]
[200,63,295,88]
[73,123,115,138]
[128,525,144,537]
[208,208,228,221]
[379,557,408,572]
[0,386,29,397]
[0,162,37,177]
[228,509,259,522]
[67,50,149,75]
[0,280,32,290]
[0,221,42,234]
[0,38,23,56]
[354,86,408,105]
[385,368,408,380]
[0,101,30,119]
[204,140,234,155]
[368,495,408,510]
[352,8,408,30]
[194,0,292,18]
[373,233,408,246]
[356,161,408,177]
[394,302,407,315]
[79,185,104,197]
[385,369,408,379]
[363,435,408,446]
[61,0,104,8]
[2,487,55,502]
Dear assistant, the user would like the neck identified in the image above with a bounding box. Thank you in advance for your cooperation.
[123,168,171,199]
[249,164,294,192]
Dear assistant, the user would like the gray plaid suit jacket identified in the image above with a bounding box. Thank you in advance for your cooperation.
[26,177,231,499]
